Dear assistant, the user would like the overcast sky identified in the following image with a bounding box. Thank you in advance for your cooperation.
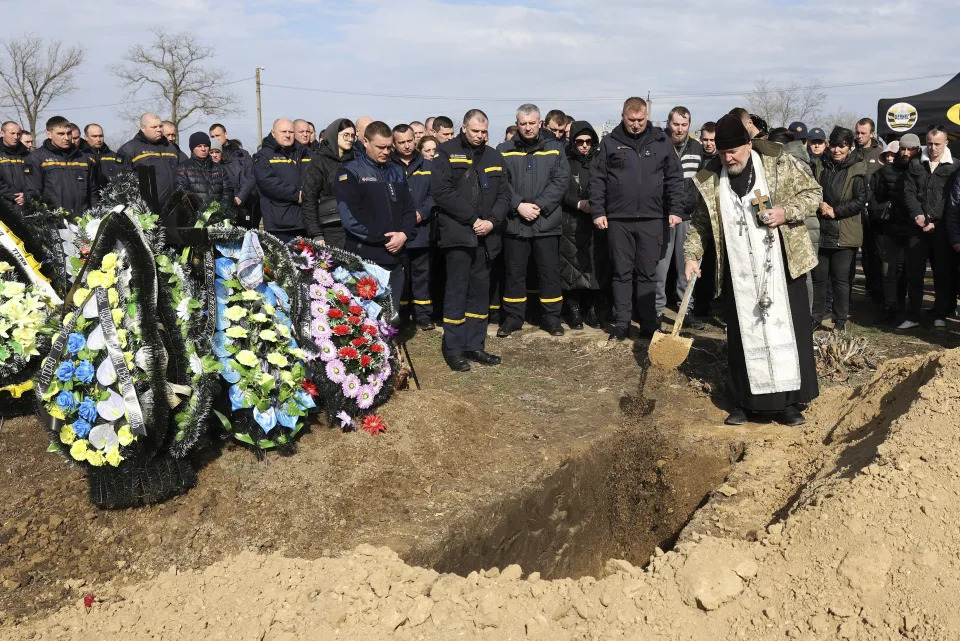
[2,0,956,148]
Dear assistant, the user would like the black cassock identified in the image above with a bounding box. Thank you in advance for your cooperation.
[722,159,819,413]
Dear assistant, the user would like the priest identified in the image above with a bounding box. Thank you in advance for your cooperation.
[684,114,821,426]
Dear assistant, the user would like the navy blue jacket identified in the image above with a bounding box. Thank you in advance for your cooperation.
[588,123,684,221]
[496,132,569,237]
[117,131,182,209]
[391,151,435,249]
[224,145,257,204]
[27,140,97,216]
[334,152,417,267]
[253,134,308,233]
[431,133,511,258]
[0,141,32,209]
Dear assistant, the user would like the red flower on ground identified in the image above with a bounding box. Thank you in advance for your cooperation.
[352,336,369,347]
[355,276,378,300]
[327,308,344,319]
[360,414,386,435]
[337,293,352,304]
[338,346,359,359]
[84,593,96,609]
[360,355,372,368]
[370,343,384,353]
[348,315,362,325]
[349,304,364,315]
[301,380,318,396]
[332,324,351,336]
[362,325,378,336]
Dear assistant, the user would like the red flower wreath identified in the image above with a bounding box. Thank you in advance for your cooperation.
[355,276,378,300]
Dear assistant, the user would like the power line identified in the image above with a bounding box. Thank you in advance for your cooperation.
[262,73,953,103]
[47,76,255,112]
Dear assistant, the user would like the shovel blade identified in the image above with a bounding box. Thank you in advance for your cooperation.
[648,332,693,370]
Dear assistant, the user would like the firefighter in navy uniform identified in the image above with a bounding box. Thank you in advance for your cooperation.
[27,116,97,216]
[495,103,570,337]
[431,109,511,372]
[391,123,438,330]
[334,121,417,310]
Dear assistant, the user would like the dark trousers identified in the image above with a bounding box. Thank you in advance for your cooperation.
[861,213,884,299]
[502,235,562,325]
[319,223,346,249]
[930,226,959,318]
[812,247,856,324]
[236,200,261,230]
[608,218,664,330]
[442,246,490,356]
[402,247,433,322]
[881,229,928,319]
[488,251,504,321]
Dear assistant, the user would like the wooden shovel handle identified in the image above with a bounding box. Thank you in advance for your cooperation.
[672,261,701,337]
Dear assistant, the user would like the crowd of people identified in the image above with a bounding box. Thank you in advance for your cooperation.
[1,102,959,383]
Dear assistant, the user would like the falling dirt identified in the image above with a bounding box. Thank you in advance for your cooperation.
[4,321,960,639]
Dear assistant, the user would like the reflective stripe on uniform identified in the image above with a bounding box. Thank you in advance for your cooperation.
[484,166,502,172]
[412,170,431,176]
[448,158,472,164]
[412,299,432,305]
[540,296,563,304]
[443,317,466,325]
[489,304,501,310]
[40,161,89,168]
[130,151,179,163]
[465,312,488,320]
[502,296,526,303]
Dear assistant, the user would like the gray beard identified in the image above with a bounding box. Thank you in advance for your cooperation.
[727,163,746,176]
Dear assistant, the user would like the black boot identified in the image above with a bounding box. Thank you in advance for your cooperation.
[563,293,584,330]
[583,292,601,328]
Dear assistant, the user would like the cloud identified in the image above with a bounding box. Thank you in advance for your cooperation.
[1,0,955,147]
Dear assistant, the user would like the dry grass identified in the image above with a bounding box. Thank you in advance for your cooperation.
[814,330,884,382]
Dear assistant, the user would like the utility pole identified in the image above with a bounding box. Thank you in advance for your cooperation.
[256,67,264,146]
[647,91,653,126]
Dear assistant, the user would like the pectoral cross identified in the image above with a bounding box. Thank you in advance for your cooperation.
[751,190,770,215]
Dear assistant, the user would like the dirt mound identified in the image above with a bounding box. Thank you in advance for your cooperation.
[7,348,960,639]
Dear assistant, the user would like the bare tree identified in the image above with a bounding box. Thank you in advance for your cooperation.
[819,107,860,137]
[110,30,239,129]
[745,77,828,128]
[0,35,86,136]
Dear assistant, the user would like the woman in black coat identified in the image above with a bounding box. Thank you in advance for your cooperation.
[559,121,606,329]
[300,118,357,248]
[172,132,235,224]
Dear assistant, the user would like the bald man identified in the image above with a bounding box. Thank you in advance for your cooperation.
[355,116,373,147]
[253,118,310,243]
[293,118,317,161]
[117,112,185,211]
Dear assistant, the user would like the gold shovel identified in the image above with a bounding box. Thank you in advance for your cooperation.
[648,267,699,370]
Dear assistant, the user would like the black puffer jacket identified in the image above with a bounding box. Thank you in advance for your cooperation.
[0,141,32,209]
[26,140,97,216]
[560,121,605,291]
[904,150,958,224]
[172,155,235,221]
[869,155,913,229]
[818,152,867,249]
[222,142,256,205]
[301,119,356,238]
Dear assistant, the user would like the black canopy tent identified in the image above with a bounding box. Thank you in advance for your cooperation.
[877,73,960,148]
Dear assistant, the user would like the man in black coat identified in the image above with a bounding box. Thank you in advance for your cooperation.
[431,109,511,371]
[0,121,32,211]
[253,118,308,243]
[82,124,122,188]
[589,97,684,340]
[903,126,959,327]
[210,124,258,229]
[172,132,235,223]
[117,113,183,213]
[495,103,570,337]
[26,115,97,216]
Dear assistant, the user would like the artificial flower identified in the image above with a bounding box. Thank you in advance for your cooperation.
[336,410,354,430]
[315,269,334,287]
[317,339,337,362]
[72,419,92,439]
[70,439,89,461]
[86,449,105,467]
[117,424,134,447]
[253,406,277,433]
[352,336,369,347]
[55,361,76,382]
[360,414,387,436]
[309,284,326,300]
[224,305,247,321]
[107,288,119,307]
[275,324,291,339]
[357,385,375,410]
[241,289,261,301]
[342,374,361,398]
[251,312,269,323]
[362,324,378,337]
[59,425,76,445]
[235,350,259,367]
[348,304,364,316]
[66,332,86,354]
[347,315,362,325]
[78,397,98,422]
[325,359,346,383]
[266,352,288,367]
[74,360,95,384]
[56,390,77,413]
[105,447,122,467]
[259,329,278,342]
[225,326,248,339]
[370,342,385,353]
[101,253,119,271]
[73,287,90,303]
[338,346,359,360]
[301,380,318,397]
[360,354,373,368]
[355,276,378,300]
[332,324,350,336]
[96,390,126,422]
[327,308,344,320]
